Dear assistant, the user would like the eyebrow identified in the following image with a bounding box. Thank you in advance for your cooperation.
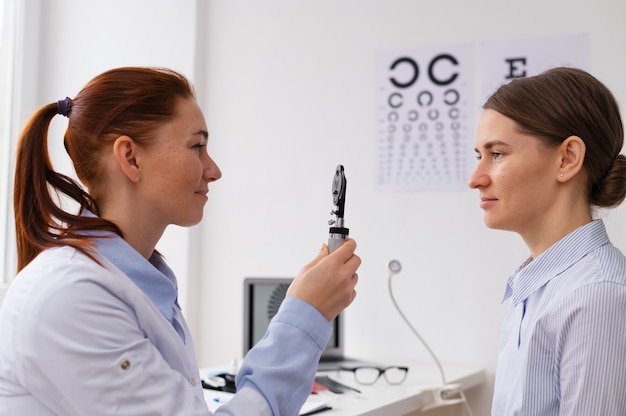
[193,129,209,139]
[474,140,510,152]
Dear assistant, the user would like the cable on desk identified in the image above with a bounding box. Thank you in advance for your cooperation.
[387,260,474,416]
[387,271,447,384]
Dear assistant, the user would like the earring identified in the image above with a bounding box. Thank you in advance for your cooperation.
[559,173,564,177]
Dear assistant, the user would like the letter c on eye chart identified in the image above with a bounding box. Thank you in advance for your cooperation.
[376,43,474,192]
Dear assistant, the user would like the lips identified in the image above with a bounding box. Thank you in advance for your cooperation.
[195,189,209,201]
[479,196,497,209]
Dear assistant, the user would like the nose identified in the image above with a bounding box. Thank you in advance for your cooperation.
[467,161,489,189]
[203,155,222,183]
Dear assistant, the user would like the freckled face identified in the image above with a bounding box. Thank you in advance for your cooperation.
[468,109,560,234]
[137,98,222,228]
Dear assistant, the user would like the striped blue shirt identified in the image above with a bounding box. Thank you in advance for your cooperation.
[492,219,626,415]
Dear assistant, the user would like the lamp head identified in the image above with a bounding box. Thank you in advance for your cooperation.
[387,259,402,275]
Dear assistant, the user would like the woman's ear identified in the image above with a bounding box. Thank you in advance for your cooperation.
[557,135,586,182]
[112,136,141,183]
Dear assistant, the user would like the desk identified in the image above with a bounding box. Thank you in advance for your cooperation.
[203,362,484,416]
[315,362,484,415]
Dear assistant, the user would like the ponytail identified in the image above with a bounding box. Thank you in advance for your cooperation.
[13,103,120,272]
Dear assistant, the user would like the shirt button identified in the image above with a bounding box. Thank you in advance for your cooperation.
[190,377,197,386]
[120,360,131,370]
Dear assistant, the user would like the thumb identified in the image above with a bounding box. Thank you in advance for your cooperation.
[302,243,328,272]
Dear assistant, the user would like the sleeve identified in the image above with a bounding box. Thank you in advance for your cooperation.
[14,277,211,416]
[556,281,626,415]
[216,297,332,416]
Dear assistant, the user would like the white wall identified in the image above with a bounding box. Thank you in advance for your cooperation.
[196,1,626,415]
[16,1,626,415]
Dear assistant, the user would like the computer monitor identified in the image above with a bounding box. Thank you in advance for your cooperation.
[243,277,345,364]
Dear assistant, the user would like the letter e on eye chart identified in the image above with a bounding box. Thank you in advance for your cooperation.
[376,43,473,192]
[478,34,590,109]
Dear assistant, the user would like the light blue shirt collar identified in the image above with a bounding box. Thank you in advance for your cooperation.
[503,219,610,306]
[93,234,179,323]
[81,211,179,324]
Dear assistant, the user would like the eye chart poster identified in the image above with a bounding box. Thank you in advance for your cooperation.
[478,33,590,109]
[376,43,473,192]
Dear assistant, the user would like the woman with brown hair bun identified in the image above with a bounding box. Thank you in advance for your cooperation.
[469,67,626,415]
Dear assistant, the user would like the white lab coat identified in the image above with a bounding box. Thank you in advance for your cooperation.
[0,245,212,415]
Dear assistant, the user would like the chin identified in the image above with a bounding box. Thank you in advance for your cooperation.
[175,212,205,228]
[483,215,505,230]
[483,218,517,234]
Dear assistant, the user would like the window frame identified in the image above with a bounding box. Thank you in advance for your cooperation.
[0,0,24,303]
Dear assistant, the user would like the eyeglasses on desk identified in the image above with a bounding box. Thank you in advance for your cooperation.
[338,365,409,385]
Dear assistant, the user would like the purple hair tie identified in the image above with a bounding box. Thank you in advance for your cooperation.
[57,97,72,117]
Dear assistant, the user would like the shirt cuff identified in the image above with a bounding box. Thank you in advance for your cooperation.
[271,297,332,351]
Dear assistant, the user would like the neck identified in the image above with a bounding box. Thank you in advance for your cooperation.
[98,202,165,259]
[522,204,592,259]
